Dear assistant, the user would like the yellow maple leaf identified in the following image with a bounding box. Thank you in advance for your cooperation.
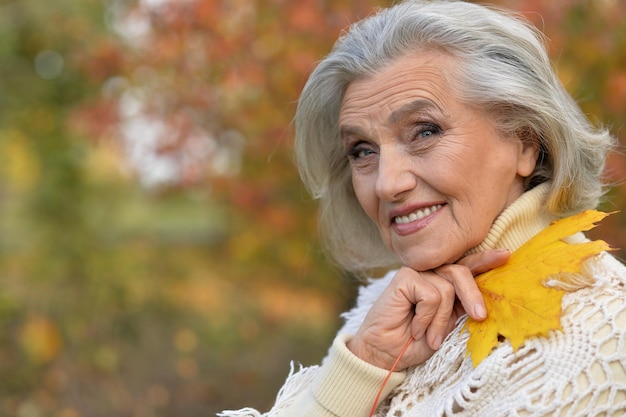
[464,209,613,367]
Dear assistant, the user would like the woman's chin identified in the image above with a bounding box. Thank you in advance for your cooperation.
[396,243,474,271]
[399,252,454,272]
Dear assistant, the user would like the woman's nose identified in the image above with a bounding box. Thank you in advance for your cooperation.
[375,145,417,201]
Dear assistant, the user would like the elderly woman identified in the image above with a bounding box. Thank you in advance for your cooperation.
[221,1,626,416]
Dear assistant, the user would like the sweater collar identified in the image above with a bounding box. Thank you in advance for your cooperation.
[465,182,556,255]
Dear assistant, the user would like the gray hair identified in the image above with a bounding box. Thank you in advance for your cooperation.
[294,0,615,272]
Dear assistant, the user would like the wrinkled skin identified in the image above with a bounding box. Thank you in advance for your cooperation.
[339,51,538,370]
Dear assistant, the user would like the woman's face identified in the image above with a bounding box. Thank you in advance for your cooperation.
[339,51,538,271]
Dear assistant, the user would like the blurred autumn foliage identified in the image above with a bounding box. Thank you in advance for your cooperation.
[0,0,624,416]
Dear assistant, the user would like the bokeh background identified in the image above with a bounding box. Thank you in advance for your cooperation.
[0,0,624,416]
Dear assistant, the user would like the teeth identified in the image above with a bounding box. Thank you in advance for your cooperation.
[394,204,442,225]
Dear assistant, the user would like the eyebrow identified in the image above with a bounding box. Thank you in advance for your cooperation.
[388,98,442,124]
[339,98,444,140]
[339,124,368,141]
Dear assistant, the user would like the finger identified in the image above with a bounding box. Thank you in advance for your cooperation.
[435,264,486,321]
[401,277,438,343]
[457,249,511,275]
[411,275,456,350]
[453,298,466,320]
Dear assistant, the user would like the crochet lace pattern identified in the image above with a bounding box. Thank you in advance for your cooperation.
[219,253,626,417]
[379,254,626,416]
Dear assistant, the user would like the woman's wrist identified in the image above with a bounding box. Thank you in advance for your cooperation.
[312,334,406,416]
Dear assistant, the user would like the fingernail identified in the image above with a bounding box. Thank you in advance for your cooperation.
[474,303,487,319]
[432,335,443,350]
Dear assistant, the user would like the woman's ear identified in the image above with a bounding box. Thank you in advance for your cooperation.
[514,126,541,178]
[516,139,540,178]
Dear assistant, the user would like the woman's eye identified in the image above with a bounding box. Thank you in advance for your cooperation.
[347,143,375,160]
[415,124,442,139]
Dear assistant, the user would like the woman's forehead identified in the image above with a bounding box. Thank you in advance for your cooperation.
[339,52,457,124]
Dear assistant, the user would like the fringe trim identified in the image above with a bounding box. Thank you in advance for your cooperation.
[217,408,263,417]
[543,255,603,292]
[217,362,319,417]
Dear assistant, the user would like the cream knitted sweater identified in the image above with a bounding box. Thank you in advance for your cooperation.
[220,184,626,417]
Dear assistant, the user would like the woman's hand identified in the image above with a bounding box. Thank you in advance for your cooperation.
[346,249,510,371]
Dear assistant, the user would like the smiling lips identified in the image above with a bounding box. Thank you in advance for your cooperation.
[393,204,443,225]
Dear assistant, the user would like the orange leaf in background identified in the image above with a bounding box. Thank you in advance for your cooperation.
[464,210,613,367]
[19,316,63,365]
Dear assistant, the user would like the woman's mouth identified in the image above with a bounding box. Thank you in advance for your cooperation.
[393,204,443,225]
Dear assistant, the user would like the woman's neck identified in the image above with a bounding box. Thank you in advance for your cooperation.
[466,183,556,256]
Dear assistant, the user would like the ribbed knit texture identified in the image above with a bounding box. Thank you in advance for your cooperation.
[466,183,555,255]
[312,335,405,416]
